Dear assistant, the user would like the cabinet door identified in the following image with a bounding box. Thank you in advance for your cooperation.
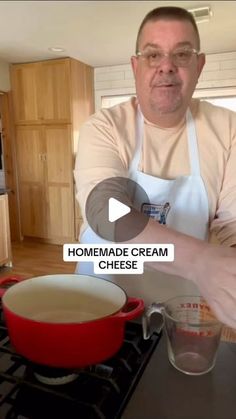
[41,59,71,124]
[0,194,11,265]
[44,125,74,242]
[16,126,47,238]
[11,63,41,124]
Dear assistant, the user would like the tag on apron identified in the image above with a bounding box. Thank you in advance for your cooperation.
[141,202,170,224]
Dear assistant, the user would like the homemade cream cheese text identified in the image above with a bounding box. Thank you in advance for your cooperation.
[64,244,174,275]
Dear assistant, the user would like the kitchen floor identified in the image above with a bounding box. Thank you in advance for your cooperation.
[0,239,76,279]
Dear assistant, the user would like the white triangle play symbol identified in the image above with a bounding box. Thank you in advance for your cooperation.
[108,197,131,222]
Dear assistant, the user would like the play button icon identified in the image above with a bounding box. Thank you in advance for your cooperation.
[85,176,150,242]
[108,198,131,222]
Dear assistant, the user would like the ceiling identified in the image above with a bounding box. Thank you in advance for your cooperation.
[0,1,235,67]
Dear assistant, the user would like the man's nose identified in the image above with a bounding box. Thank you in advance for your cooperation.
[157,55,177,73]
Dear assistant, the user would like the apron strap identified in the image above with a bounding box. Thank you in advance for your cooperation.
[186,108,201,176]
[128,105,143,179]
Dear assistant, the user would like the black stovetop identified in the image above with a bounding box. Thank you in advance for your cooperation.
[0,306,161,419]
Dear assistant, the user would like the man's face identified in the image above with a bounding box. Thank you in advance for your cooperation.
[131,19,205,120]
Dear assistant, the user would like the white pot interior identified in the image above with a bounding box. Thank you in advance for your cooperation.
[2,275,127,323]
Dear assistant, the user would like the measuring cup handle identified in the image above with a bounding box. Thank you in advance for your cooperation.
[142,302,164,340]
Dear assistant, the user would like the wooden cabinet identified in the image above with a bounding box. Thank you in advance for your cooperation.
[16,125,75,243]
[10,63,41,124]
[11,59,72,125]
[15,126,47,238]
[0,194,12,266]
[45,125,74,241]
[41,59,71,124]
[11,58,94,244]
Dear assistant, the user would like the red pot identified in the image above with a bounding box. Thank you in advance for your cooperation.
[2,274,144,368]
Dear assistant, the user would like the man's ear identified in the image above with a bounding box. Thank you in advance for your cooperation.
[131,55,138,77]
[197,53,205,79]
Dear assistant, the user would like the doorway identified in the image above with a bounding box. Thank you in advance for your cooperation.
[0,94,5,186]
[0,92,21,241]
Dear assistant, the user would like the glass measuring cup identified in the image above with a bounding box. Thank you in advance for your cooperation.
[143,295,222,375]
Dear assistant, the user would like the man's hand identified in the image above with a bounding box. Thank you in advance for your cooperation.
[190,244,236,328]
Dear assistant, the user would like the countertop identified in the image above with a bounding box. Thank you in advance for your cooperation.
[122,335,236,419]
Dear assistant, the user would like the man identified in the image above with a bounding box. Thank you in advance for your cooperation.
[74,7,236,328]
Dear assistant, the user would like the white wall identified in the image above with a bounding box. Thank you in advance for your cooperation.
[0,171,5,188]
[94,51,236,110]
[0,59,10,92]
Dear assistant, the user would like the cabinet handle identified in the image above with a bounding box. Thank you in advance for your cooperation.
[39,154,47,161]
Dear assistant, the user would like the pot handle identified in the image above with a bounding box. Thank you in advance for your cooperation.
[142,302,164,340]
[112,297,145,321]
[0,275,24,298]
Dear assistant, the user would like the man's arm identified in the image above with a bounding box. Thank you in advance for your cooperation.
[209,109,236,247]
[122,213,236,329]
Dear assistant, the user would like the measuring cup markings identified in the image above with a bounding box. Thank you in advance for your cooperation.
[174,328,214,337]
[180,302,211,312]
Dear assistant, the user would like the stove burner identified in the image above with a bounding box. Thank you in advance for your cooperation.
[33,364,79,385]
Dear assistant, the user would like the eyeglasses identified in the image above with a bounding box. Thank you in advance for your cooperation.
[136,47,199,68]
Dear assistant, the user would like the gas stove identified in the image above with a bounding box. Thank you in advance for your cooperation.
[0,303,161,419]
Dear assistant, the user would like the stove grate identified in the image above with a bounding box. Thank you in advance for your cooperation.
[0,317,161,419]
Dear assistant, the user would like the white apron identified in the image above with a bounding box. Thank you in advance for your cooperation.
[76,107,209,304]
